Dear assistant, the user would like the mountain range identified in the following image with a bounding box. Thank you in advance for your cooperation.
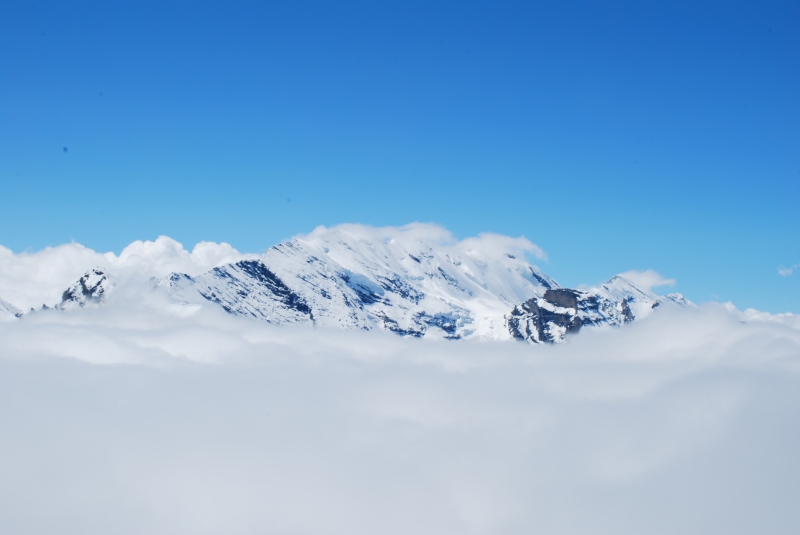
[0,226,688,342]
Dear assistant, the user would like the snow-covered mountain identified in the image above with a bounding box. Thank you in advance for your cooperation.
[158,263,313,324]
[57,268,113,310]
[11,225,688,343]
[0,296,23,322]
[157,225,558,339]
[155,225,686,342]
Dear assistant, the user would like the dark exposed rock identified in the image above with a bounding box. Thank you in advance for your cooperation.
[621,298,634,321]
[340,271,385,305]
[374,311,424,337]
[375,274,423,304]
[508,296,581,343]
[528,268,554,290]
[508,287,639,344]
[414,311,462,339]
[543,289,580,309]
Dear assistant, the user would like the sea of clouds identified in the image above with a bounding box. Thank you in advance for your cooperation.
[1,232,800,534]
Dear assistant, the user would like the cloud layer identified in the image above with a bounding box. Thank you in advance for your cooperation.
[2,227,798,533]
[0,224,547,312]
[616,268,675,292]
[0,237,256,310]
[1,296,799,534]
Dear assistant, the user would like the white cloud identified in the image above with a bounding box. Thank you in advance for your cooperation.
[0,237,257,311]
[112,236,251,276]
[0,225,548,312]
[779,263,799,277]
[617,269,676,292]
[0,297,799,534]
[743,307,800,329]
[303,222,548,260]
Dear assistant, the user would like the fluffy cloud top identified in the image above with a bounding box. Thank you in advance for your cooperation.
[304,222,547,260]
[1,296,799,534]
[0,237,256,310]
[779,263,799,277]
[615,269,675,292]
[0,225,549,312]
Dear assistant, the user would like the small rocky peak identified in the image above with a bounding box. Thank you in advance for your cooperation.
[58,267,113,309]
[621,298,634,322]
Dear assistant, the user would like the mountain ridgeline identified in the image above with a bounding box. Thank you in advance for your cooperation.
[4,226,688,342]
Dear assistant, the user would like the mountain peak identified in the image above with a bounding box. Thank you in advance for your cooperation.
[36,226,686,343]
[58,267,113,310]
[146,226,682,342]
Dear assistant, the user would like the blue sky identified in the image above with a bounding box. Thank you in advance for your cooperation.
[1,1,798,312]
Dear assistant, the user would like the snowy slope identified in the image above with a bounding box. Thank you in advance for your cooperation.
[158,263,313,324]
[157,224,596,340]
[0,296,22,321]
[258,226,557,338]
[159,224,559,339]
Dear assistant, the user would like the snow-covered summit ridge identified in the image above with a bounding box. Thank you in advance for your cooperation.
[157,223,685,341]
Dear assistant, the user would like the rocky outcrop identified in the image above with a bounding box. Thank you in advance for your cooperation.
[508,289,633,343]
[58,268,113,309]
[507,278,688,343]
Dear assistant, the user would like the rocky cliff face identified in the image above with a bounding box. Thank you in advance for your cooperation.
[507,278,687,343]
[507,289,634,343]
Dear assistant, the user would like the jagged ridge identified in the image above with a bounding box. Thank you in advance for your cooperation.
[153,226,686,342]
[157,226,559,339]
[23,227,688,344]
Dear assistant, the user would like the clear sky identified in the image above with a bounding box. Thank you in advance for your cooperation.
[1,1,798,312]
